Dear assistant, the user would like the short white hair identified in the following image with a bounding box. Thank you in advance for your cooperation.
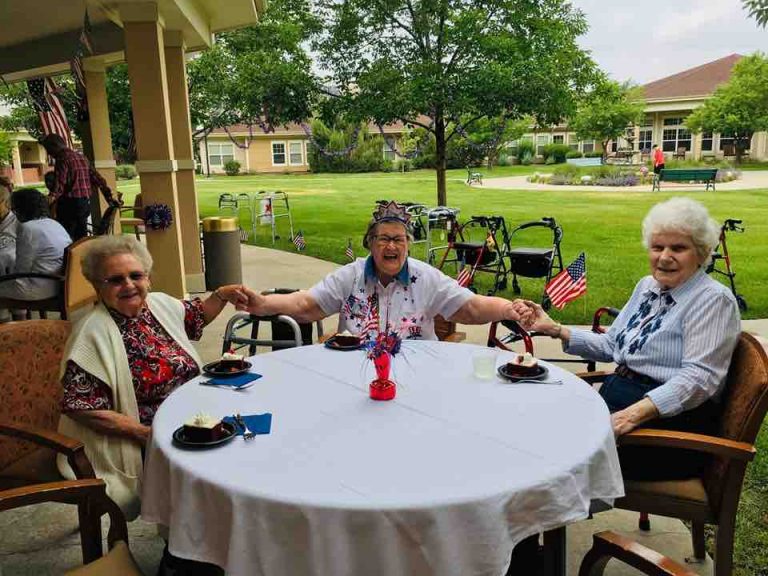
[641,197,720,266]
[81,236,153,285]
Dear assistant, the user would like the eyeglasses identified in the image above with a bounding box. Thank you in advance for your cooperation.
[373,235,407,247]
[101,271,148,286]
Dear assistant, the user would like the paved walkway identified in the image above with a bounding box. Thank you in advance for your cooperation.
[480,169,768,192]
[8,244,768,575]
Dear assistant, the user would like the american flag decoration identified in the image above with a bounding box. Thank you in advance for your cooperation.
[70,9,94,122]
[292,230,306,251]
[545,252,587,310]
[345,239,354,261]
[362,295,380,338]
[26,77,73,148]
[456,263,472,287]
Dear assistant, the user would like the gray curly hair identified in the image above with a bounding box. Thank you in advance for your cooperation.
[81,236,153,285]
[641,197,720,267]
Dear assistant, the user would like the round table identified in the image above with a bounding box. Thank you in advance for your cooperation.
[142,341,624,576]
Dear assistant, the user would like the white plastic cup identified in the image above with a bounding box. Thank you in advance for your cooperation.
[472,349,498,380]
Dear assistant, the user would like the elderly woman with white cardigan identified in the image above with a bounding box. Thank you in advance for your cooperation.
[57,236,247,519]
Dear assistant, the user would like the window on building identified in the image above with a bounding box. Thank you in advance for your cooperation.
[701,132,713,152]
[536,134,549,156]
[581,140,594,153]
[207,143,234,166]
[552,134,564,145]
[567,134,579,150]
[289,142,303,165]
[661,117,691,152]
[272,142,286,165]
[638,129,653,152]
[383,136,397,161]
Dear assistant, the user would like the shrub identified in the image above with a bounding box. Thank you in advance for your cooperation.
[553,163,580,178]
[516,140,536,161]
[497,153,511,167]
[115,164,137,180]
[224,160,241,176]
[542,143,570,164]
[596,174,638,186]
[584,151,603,158]
[520,151,533,165]
[565,150,583,159]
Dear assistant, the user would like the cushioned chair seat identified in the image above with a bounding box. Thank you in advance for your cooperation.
[623,478,708,505]
[65,541,144,576]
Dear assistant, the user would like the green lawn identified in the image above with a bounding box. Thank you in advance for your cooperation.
[120,166,767,325]
[117,166,768,573]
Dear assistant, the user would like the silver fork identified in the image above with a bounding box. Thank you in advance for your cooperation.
[235,413,256,440]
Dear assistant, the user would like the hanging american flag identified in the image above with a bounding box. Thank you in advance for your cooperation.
[293,230,306,251]
[26,77,73,148]
[456,264,472,287]
[545,252,587,310]
[345,239,354,261]
[70,9,94,122]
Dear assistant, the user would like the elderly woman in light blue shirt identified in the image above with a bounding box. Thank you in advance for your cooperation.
[525,197,740,479]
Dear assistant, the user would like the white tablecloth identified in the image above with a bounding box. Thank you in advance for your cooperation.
[142,341,624,576]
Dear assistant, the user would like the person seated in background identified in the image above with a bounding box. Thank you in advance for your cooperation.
[0,176,21,322]
[523,197,740,479]
[0,187,71,304]
[57,235,247,522]
[237,200,532,337]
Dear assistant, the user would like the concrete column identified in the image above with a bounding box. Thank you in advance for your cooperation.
[122,2,186,297]
[83,60,118,230]
[11,140,23,186]
[164,31,205,293]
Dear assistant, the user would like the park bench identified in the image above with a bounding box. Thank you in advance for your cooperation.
[652,168,718,192]
[466,167,483,185]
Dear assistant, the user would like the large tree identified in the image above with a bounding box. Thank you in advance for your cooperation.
[314,0,597,205]
[569,80,643,162]
[743,0,768,27]
[686,53,768,164]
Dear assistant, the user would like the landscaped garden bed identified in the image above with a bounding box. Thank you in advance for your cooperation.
[528,163,742,186]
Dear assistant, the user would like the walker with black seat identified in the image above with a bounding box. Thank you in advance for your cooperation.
[506,217,564,309]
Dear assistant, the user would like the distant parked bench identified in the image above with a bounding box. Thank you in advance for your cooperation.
[652,168,718,192]
[466,168,483,185]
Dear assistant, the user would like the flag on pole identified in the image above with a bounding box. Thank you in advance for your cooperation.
[26,77,73,148]
[345,239,355,261]
[362,295,380,338]
[293,230,306,251]
[545,252,587,310]
[456,264,472,287]
[69,9,94,121]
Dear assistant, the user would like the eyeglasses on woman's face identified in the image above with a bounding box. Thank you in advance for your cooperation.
[101,271,148,286]
[372,234,408,247]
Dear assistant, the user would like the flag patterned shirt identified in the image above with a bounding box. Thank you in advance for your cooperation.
[564,270,740,417]
[309,256,473,341]
[50,148,112,202]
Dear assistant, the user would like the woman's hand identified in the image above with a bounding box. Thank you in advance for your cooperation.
[215,284,248,307]
[516,300,555,334]
[610,398,659,437]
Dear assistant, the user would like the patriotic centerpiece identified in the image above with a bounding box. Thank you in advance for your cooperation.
[365,329,402,401]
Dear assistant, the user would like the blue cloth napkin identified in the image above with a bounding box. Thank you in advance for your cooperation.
[202,373,262,388]
[223,413,272,435]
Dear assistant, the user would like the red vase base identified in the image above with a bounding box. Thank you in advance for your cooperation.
[369,379,396,401]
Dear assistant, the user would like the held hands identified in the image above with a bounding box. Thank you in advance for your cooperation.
[215,284,249,308]
[514,300,560,335]
[234,286,268,315]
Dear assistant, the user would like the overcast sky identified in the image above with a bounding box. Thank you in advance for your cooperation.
[571,0,767,85]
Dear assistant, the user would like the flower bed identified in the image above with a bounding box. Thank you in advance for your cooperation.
[528,165,741,187]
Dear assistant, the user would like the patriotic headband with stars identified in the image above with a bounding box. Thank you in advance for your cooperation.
[372,201,411,225]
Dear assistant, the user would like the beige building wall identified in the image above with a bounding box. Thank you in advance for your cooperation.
[248,138,309,173]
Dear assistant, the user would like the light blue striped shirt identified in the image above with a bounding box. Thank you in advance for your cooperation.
[564,270,741,417]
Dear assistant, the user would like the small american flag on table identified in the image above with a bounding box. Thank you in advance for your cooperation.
[545,252,587,309]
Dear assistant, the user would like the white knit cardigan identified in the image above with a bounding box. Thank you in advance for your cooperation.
[57,292,203,520]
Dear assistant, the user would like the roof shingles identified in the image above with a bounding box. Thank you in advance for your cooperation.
[641,54,742,101]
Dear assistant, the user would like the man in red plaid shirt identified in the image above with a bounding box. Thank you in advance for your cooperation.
[41,134,119,241]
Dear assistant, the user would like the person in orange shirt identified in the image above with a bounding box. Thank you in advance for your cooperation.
[652,144,665,174]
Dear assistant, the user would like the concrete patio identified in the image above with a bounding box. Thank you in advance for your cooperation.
[5,243,765,575]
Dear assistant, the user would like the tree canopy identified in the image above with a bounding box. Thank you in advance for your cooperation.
[686,53,768,163]
[569,80,643,161]
[743,0,768,27]
[314,0,597,205]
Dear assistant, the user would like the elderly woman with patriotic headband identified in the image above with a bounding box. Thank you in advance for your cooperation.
[238,200,533,339]
[523,197,740,479]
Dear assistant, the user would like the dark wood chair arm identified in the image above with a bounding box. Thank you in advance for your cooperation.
[0,420,96,478]
[0,478,105,511]
[619,428,756,461]
[576,370,612,384]
[579,530,699,576]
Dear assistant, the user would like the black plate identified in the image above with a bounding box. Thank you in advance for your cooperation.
[202,360,253,378]
[324,336,364,351]
[172,421,237,449]
[497,363,549,382]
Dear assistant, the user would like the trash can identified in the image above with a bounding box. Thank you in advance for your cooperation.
[202,217,242,290]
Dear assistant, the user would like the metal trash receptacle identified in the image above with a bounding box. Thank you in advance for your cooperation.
[202,217,242,290]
